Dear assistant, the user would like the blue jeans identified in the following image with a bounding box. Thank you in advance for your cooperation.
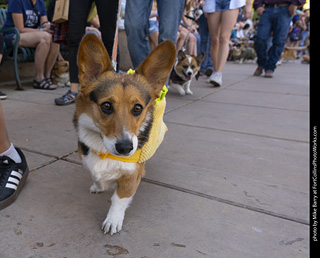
[125,0,184,68]
[254,6,292,72]
[198,14,213,72]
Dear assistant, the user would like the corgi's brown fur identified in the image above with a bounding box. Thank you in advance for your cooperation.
[74,33,175,235]
[52,60,70,87]
[169,50,205,96]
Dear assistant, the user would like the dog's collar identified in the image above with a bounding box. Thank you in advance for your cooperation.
[91,149,142,163]
[91,69,168,163]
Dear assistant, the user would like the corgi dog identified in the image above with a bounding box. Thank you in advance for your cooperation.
[52,60,70,87]
[168,50,205,96]
[73,33,176,235]
[232,43,256,64]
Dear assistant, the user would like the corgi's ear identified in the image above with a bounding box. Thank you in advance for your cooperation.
[77,33,113,86]
[196,52,205,65]
[135,40,176,96]
[177,50,186,61]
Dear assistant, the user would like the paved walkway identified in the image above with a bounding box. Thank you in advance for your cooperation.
[0,61,309,258]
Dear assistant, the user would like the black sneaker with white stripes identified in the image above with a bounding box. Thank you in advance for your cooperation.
[0,148,29,210]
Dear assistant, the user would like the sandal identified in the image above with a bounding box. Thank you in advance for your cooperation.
[33,78,57,90]
[45,78,58,89]
[54,90,78,106]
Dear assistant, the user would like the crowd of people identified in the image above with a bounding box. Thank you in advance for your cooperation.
[0,0,310,209]
[1,0,310,98]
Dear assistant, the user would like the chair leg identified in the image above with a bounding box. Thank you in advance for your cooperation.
[13,57,23,91]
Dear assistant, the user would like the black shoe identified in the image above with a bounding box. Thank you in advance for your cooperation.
[0,91,7,100]
[0,148,29,210]
[205,68,214,77]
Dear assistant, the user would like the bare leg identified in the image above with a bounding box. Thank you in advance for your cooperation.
[176,26,187,51]
[19,31,52,82]
[0,101,10,153]
[186,33,197,56]
[44,42,60,79]
[207,9,239,72]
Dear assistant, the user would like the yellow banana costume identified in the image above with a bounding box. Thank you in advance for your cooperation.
[91,69,168,163]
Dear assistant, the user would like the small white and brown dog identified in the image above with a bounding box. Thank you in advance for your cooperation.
[168,50,205,96]
[74,33,176,235]
[52,60,70,87]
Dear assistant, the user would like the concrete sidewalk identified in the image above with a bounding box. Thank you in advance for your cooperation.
[0,61,309,258]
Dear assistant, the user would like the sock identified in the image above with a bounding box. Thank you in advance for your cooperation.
[0,143,22,163]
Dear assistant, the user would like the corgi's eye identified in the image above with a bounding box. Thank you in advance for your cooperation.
[191,65,195,69]
[132,104,143,116]
[100,102,113,114]
[183,65,188,69]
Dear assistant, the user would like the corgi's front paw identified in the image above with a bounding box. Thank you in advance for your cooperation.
[102,209,125,235]
[186,89,193,95]
[90,183,103,193]
[178,88,186,96]
[102,192,133,235]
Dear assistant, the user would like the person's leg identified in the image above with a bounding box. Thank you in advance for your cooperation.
[207,11,222,72]
[125,0,153,68]
[0,101,10,155]
[96,0,119,58]
[148,20,159,50]
[186,33,197,56]
[176,26,187,51]
[44,42,60,80]
[265,6,292,73]
[198,14,213,72]
[254,7,273,71]
[0,100,29,210]
[157,0,184,44]
[19,32,51,83]
[148,31,159,50]
[55,0,91,105]
[215,9,239,72]
[68,0,91,86]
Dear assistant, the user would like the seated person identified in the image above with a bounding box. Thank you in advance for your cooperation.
[2,0,59,90]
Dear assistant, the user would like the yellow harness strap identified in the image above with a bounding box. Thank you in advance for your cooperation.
[91,69,168,163]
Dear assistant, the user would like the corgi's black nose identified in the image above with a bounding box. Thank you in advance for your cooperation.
[115,140,133,155]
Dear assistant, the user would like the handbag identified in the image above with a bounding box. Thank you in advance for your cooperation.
[52,0,70,23]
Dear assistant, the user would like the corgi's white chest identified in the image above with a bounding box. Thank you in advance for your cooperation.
[82,151,136,182]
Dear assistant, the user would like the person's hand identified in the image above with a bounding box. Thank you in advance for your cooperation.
[243,5,252,19]
[85,26,101,39]
[256,7,264,16]
[40,22,51,32]
[288,4,297,16]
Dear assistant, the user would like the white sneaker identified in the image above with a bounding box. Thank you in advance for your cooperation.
[208,72,222,87]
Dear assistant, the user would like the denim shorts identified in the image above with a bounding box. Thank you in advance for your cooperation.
[204,0,241,13]
[148,20,159,35]
[215,0,232,11]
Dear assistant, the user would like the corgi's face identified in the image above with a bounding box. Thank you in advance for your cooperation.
[174,50,205,81]
[53,60,69,76]
[233,42,246,56]
[75,34,176,157]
